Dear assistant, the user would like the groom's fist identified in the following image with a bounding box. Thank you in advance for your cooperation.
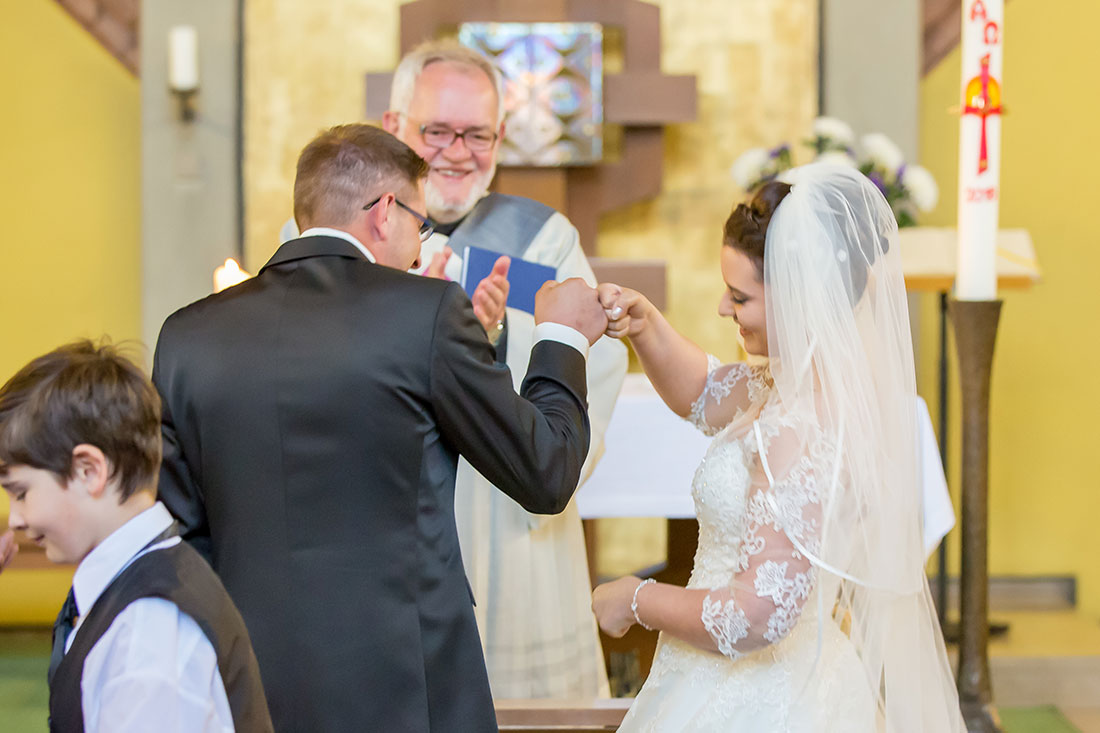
[535,278,608,345]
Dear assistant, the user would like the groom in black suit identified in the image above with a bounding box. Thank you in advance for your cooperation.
[152,124,606,732]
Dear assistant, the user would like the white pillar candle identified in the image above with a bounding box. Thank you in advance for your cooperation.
[956,0,1004,300]
[168,25,199,92]
[213,258,251,293]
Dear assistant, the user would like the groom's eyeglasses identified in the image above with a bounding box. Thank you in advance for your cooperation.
[363,196,435,242]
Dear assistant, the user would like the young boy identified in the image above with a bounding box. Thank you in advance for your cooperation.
[0,340,273,732]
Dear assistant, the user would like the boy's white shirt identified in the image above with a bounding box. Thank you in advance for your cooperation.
[68,502,234,732]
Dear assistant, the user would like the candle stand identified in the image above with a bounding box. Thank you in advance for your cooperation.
[949,298,1004,733]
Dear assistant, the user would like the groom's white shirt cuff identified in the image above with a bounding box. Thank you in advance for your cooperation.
[533,322,589,359]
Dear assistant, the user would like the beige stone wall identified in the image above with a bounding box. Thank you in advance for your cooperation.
[598,0,817,364]
[243,0,403,269]
[243,0,818,576]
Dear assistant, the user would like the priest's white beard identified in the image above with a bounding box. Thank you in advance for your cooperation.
[425,162,497,224]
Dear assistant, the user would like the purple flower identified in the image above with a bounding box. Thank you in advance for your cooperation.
[868,172,888,196]
[769,144,790,159]
[896,163,907,183]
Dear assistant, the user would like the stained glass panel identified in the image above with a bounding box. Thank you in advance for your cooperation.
[459,22,603,166]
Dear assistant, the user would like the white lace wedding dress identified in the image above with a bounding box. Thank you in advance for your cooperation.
[619,357,876,732]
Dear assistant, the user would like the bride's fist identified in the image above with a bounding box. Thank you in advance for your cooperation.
[597,283,652,340]
[592,575,644,638]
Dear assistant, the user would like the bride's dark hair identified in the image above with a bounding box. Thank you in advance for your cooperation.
[722,181,792,279]
[724,178,890,303]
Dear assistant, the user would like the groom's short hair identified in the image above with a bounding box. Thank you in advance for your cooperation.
[293,124,428,231]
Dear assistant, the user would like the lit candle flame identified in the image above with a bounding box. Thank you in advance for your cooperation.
[213,258,252,293]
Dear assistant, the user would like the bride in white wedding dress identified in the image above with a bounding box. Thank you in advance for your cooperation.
[592,164,965,732]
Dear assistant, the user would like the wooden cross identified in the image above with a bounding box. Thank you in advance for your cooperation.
[365,0,698,309]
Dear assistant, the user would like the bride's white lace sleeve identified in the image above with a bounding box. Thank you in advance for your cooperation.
[700,420,825,659]
[687,355,771,436]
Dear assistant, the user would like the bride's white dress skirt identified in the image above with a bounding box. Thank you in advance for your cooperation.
[619,605,874,732]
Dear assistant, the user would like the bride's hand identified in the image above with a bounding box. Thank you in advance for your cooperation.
[592,575,643,638]
[597,284,653,340]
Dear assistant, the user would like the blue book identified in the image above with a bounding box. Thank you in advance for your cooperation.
[461,245,558,315]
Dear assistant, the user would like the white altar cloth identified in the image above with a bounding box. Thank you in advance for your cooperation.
[577,374,955,558]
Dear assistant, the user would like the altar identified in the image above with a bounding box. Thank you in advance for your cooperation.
[576,368,957,682]
[577,374,957,553]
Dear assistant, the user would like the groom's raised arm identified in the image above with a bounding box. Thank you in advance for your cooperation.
[429,280,601,514]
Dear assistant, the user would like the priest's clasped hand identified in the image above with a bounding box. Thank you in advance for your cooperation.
[535,279,608,345]
[470,255,510,336]
[423,247,511,337]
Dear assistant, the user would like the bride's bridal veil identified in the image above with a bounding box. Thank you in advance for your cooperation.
[763,163,964,731]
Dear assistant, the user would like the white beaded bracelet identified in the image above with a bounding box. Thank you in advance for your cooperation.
[632,578,656,631]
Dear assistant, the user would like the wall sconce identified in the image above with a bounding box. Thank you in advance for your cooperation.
[168,25,199,122]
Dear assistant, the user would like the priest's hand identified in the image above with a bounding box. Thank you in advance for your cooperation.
[423,246,453,280]
[472,256,510,336]
[592,575,643,638]
[535,278,608,345]
[0,530,17,574]
[598,284,655,340]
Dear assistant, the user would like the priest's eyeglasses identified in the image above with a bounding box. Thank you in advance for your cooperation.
[418,123,498,152]
[363,196,435,242]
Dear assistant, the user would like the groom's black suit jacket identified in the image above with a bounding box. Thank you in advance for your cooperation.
[152,235,591,732]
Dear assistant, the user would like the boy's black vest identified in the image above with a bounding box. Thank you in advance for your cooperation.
[48,540,273,732]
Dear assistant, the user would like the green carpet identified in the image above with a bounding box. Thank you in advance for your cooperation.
[0,631,1086,732]
[0,631,49,733]
[1000,705,1082,733]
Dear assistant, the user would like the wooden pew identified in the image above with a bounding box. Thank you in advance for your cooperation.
[496,698,631,732]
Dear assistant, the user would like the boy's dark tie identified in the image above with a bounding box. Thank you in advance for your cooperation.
[47,587,77,685]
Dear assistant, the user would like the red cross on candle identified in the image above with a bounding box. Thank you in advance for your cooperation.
[962,54,1003,175]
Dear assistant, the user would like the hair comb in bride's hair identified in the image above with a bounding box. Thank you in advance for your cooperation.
[724,182,793,276]
[734,202,757,231]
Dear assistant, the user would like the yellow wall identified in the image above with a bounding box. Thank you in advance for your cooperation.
[0,0,141,623]
[918,0,1100,616]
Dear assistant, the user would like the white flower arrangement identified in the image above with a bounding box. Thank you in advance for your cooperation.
[812,116,855,147]
[814,150,859,169]
[729,147,774,190]
[730,117,940,227]
[902,164,939,212]
[860,133,905,173]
